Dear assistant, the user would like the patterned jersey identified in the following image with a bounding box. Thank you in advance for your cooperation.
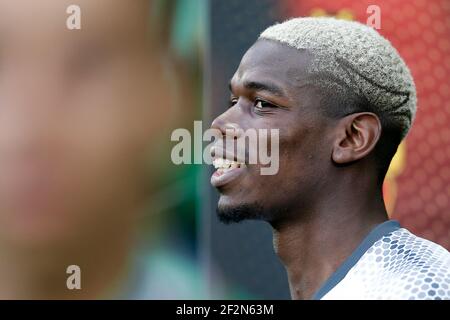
[313,220,450,300]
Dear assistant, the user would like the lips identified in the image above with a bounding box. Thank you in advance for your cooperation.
[210,159,246,188]
[210,147,246,188]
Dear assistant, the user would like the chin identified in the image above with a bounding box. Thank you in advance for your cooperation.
[216,194,297,225]
[216,198,269,224]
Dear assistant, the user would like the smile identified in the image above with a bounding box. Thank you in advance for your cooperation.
[210,158,246,188]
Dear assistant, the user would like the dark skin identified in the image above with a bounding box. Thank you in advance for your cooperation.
[211,39,389,299]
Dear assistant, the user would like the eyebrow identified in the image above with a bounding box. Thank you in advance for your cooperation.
[229,80,286,97]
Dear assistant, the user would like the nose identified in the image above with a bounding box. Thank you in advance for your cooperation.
[211,110,243,139]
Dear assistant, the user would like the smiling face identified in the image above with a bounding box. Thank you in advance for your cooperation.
[211,39,339,224]
[0,0,168,248]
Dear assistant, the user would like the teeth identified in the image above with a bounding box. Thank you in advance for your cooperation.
[213,158,244,170]
[213,158,224,169]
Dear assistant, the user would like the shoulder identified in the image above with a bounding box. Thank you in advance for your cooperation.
[121,249,208,299]
[362,227,450,299]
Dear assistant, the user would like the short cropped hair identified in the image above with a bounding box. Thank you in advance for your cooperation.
[260,17,417,140]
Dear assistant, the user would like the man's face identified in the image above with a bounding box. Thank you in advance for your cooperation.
[211,39,336,224]
[0,0,167,247]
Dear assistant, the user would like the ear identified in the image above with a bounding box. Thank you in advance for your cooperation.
[331,112,382,164]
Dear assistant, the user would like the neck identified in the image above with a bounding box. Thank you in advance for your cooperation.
[271,173,388,300]
[0,216,136,299]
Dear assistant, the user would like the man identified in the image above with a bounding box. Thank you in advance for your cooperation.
[0,0,203,299]
[210,17,450,299]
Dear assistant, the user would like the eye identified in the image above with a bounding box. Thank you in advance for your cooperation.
[66,44,111,79]
[254,99,277,111]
